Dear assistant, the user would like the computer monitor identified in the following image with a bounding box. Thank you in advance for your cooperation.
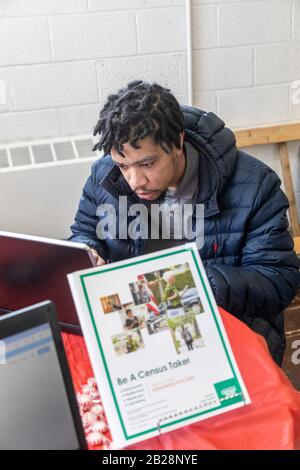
[0,231,96,334]
[0,301,87,450]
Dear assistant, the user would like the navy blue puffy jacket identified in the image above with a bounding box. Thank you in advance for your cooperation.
[70,106,300,365]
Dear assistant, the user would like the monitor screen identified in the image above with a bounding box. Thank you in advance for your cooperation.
[0,233,95,330]
[0,323,80,450]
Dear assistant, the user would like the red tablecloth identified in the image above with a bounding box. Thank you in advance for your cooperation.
[62,307,300,450]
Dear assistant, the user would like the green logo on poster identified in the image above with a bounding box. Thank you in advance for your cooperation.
[214,378,244,407]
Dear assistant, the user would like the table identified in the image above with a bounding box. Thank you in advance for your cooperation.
[62,307,300,450]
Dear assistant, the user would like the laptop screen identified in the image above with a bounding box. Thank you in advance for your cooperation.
[0,323,80,450]
[0,232,96,332]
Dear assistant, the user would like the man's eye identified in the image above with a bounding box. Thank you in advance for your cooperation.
[119,165,127,171]
[141,162,153,168]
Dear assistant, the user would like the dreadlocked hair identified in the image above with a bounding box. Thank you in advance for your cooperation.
[92,80,186,155]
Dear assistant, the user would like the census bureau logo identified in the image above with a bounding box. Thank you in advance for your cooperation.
[0,340,6,365]
[220,386,237,399]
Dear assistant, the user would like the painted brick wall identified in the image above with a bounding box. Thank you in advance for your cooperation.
[0,0,299,210]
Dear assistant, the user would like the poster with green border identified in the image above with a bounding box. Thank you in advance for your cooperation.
[68,243,251,448]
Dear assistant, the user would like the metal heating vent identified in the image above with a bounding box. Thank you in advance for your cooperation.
[0,135,103,238]
[0,135,100,171]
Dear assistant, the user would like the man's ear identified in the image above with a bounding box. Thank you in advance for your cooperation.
[175,132,185,155]
[180,131,185,150]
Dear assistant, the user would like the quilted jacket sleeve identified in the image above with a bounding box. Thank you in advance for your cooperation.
[205,170,300,325]
[69,163,109,261]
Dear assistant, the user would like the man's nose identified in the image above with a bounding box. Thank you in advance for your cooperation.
[128,169,148,191]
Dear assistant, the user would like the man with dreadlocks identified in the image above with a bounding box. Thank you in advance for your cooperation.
[70,80,299,365]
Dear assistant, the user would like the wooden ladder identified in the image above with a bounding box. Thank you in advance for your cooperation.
[233,122,300,254]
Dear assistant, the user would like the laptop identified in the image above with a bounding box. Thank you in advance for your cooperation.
[0,231,97,334]
[0,301,87,450]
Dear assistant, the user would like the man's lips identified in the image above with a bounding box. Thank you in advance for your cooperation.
[136,191,158,199]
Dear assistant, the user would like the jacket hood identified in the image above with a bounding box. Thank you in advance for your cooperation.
[181,105,238,209]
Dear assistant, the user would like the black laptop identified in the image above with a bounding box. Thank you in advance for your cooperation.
[0,301,87,450]
[0,231,96,334]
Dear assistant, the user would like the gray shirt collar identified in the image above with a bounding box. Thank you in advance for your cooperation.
[164,141,199,201]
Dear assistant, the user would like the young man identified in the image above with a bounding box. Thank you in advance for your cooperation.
[137,283,150,305]
[181,325,194,351]
[126,335,139,354]
[124,309,139,330]
[70,80,300,365]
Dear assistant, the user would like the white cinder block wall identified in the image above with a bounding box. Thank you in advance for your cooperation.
[1,0,300,223]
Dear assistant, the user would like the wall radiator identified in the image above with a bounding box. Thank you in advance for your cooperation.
[0,135,101,239]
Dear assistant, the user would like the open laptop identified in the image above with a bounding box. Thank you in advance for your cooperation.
[0,301,87,450]
[0,231,97,334]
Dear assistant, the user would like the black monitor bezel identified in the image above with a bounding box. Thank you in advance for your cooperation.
[0,300,87,450]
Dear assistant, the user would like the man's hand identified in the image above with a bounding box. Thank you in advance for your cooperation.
[88,247,106,266]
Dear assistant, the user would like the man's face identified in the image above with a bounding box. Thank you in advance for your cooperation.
[111,135,185,201]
